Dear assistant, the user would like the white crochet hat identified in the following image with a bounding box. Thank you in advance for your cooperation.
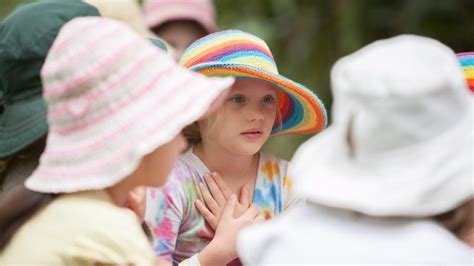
[291,35,473,217]
[25,17,234,193]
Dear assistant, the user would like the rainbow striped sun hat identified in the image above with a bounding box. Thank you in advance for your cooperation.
[180,30,327,135]
[457,52,474,92]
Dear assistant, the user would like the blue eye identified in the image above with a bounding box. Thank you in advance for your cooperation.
[230,95,246,103]
[262,95,275,104]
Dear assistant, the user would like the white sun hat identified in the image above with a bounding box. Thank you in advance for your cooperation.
[291,35,473,217]
[25,17,234,193]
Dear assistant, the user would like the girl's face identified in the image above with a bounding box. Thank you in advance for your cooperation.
[154,21,207,62]
[199,79,278,156]
[140,133,188,187]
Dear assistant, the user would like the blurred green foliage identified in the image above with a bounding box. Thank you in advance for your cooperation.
[2,0,473,160]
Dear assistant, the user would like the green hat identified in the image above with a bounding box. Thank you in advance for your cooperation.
[0,1,100,157]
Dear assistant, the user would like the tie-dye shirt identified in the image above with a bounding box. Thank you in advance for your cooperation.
[145,148,297,265]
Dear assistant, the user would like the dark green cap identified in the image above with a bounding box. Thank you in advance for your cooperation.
[0,1,100,157]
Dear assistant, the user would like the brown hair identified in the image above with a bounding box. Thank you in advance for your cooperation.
[0,185,56,250]
[0,136,55,251]
[183,108,224,145]
[152,20,208,38]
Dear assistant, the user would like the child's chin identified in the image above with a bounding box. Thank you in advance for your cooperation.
[235,142,264,156]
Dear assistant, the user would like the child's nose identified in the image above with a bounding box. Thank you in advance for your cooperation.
[246,104,265,122]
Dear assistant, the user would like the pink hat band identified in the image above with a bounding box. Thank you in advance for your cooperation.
[143,0,217,33]
[25,17,233,193]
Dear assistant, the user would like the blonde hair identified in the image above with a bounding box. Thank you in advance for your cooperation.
[183,108,224,145]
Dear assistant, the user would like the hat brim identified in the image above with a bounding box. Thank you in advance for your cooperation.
[190,62,327,135]
[0,94,48,157]
[291,110,473,217]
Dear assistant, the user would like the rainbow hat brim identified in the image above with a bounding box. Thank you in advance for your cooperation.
[190,62,327,135]
[457,52,474,93]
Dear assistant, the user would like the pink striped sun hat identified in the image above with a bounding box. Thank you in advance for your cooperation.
[143,0,217,33]
[25,17,234,193]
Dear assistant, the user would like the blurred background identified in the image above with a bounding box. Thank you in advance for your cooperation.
[2,0,473,160]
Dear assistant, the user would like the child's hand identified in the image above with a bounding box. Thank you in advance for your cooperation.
[198,195,264,265]
[194,172,252,230]
[126,186,147,222]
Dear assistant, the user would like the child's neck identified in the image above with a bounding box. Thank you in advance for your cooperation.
[194,142,259,191]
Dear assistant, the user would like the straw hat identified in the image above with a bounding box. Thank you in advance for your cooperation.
[291,35,473,217]
[0,1,100,157]
[457,52,474,93]
[143,0,217,33]
[25,17,234,193]
[180,30,327,135]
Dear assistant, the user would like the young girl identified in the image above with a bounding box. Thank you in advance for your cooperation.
[142,0,217,61]
[145,30,328,265]
[0,17,235,265]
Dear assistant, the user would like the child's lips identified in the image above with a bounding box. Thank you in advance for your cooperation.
[241,129,263,141]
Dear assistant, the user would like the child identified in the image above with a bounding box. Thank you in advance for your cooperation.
[0,17,235,265]
[457,52,474,93]
[0,0,101,192]
[237,35,473,265]
[145,30,327,265]
[142,0,217,61]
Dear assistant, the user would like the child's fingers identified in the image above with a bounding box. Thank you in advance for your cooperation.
[221,194,237,219]
[132,186,147,198]
[127,191,146,221]
[204,174,226,207]
[239,183,250,208]
[199,183,221,215]
[211,172,233,200]
[254,214,265,223]
[195,199,218,229]
[240,203,259,220]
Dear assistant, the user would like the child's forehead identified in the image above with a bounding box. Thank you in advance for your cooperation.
[232,78,277,94]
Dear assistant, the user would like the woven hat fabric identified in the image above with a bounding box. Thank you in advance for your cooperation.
[0,1,100,157]
[457,52,474,92]
[25,17,234,193]
[180,29,327,135]
[291,35,473,217]
[143,0,217,33]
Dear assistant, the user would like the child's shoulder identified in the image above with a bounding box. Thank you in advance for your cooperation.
[259,152,289,178]
[172,157,200,179]
[260,152,289,167]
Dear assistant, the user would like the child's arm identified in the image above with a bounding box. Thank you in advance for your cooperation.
[145,185,184,262]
